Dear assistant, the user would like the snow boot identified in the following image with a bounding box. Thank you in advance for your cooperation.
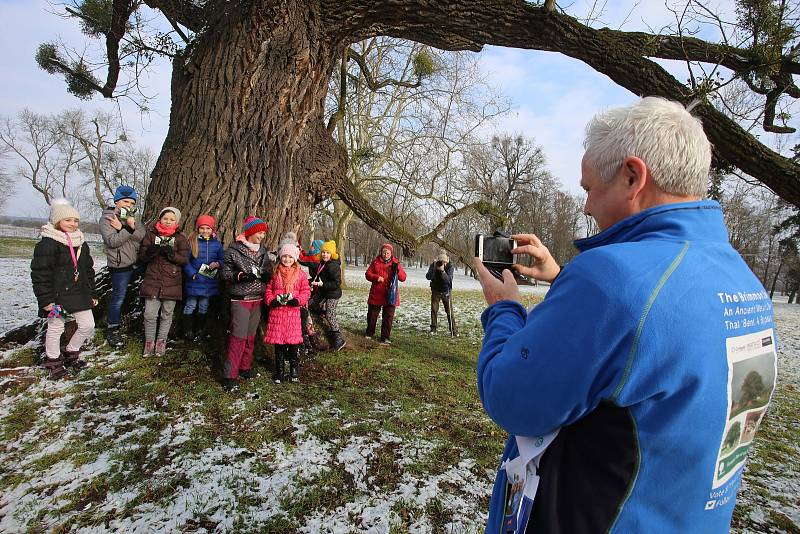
[63,350,87,370]
[181,313,194,341]
[330,330,346,352]
[41,356,68,380]
[273,349,286,384]
[288,347,299,383]
[223,378,240,392]
[192,314,207,342]
[105,326,124,348]
[143,340,156,357]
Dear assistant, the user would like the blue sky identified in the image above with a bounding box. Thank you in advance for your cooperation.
[1,0,736,217]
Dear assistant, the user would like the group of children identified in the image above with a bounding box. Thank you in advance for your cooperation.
[31,185,346,392]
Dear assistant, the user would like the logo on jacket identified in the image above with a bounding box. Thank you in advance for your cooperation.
[520,347,529,360]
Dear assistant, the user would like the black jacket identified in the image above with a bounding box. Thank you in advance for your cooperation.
[426,261,454,293]
[308,259,342,300]
[31,237,96,317]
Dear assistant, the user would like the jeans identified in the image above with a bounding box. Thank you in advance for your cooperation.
[183,295,210,315]
[107,269,135,327]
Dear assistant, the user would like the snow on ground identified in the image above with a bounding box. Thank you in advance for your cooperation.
[2,251,799,532]
[0,257,106,336]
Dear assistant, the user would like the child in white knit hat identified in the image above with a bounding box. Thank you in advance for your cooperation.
[30,199,98,379]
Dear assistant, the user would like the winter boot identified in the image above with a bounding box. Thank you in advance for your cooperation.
[105,326,124,348]
[41,356,68,380]
[155,339,167,356]
[240,368,254,380]
[288,348,299,382]
[63,350,87,370]
[223,378,240,392]
[181,313,194,341]
[192,314,207,342]
[331,331,347,352]
[273,349,285,384]
[143,340,156,357]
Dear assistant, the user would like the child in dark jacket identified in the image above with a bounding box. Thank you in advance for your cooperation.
[31,199,97,379]
[220,216,274,392]
[264,243,311,383]
[137,207,190,357]
[308,240,346,351]
[181,214,224,341]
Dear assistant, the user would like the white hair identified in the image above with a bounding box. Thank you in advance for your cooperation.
[583,97,711,198]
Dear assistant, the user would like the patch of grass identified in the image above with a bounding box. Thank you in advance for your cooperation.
[0,346,38,368]
[0,236,37,257]
[280,464,357,522]
[2,398,41,441]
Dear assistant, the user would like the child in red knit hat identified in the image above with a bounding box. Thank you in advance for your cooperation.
[220,216,273,392]
[181,214,225,341]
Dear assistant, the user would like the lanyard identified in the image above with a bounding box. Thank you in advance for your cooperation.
[65,232,79,282]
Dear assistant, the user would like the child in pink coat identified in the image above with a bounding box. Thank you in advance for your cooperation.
[264,243,311,383]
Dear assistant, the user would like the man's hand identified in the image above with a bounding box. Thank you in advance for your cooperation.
[475,258,520,305]
[511,233,561,283]
[126,217,136,229]
[108,215,123,231]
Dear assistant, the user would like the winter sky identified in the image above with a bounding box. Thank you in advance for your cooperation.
[1,0,739,218]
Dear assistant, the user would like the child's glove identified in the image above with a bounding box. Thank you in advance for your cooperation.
[269,299,282,308]
[160,246,175,260]
[237,271,257,283]
[47,304,63,319]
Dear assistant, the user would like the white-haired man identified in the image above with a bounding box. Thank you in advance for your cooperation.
[476,97,777,533]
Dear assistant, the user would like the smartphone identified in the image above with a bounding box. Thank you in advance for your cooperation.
[475,234,516,266]
[475,234,533,284]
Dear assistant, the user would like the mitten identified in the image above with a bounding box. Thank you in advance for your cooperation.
[237,271,257,283]
[269,299,282,308]
[287,298,300,307]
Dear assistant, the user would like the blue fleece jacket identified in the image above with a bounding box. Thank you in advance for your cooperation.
[479,201,777,533]
[183,236,225,297]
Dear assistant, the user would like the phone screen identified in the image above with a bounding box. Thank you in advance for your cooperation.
[482,237,514,264]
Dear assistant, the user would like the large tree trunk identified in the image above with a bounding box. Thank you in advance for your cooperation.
[145,1,345,246]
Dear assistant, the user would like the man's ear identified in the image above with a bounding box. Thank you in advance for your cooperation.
[623,156,648,200]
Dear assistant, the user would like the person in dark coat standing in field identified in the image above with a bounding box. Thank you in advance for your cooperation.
[364,243,407,344]
[426,251,457,336]
[31,199,98,379]
[99,185,146,348]
[181,214,225,341]
[137,207,190,357]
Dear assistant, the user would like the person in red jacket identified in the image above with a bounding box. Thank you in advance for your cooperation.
[364,243,407,344]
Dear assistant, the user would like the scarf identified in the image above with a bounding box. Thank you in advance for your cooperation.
[40,223,85,250]
[155,222,178,236]
[277,263,299,294]
[236,233,261,253]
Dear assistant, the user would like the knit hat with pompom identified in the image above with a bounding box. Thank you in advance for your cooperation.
[49,198,80,225]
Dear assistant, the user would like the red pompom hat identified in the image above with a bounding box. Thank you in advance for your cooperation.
[196,214,216,230]
[243,216,268,238]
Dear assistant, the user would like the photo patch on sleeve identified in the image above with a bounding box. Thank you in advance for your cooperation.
[712,328,777,489]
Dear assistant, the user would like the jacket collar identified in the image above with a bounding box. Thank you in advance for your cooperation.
[574,200,728,253]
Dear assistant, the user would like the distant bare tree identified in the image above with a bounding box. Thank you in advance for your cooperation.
[0,109,82,205]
